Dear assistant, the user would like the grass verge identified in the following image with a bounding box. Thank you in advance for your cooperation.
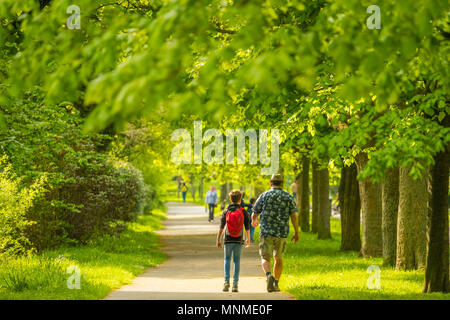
[279,218,450,300]
[0,209,167,300]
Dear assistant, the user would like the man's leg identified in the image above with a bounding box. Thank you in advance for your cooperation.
[259,237,275,292]
[261,258,271,274]
[273,257,283,280]
[260,238,272,274]
[272,238,287,292]
[262,257,275,292]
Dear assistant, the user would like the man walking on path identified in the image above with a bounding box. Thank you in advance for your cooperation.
[252,173,299,293]
[205,186,218,222]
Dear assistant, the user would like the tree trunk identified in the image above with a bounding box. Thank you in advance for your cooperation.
[198,177,204,201]
[424,146,450,292]
[311,160,319,233]
[227,182,233,199]
[396,165,428,270]
[190,174,196,202]
[220,184,227,202]
[317,164,331,239]
[190,185,196,202]
[295,172,302,213]
[300,157,310,232]
[340,163,361,251]
[338,166,345,218]
[356,152,382,257]
[382,168,399,266]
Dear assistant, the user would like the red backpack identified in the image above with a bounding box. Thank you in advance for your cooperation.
[226,207,245,237]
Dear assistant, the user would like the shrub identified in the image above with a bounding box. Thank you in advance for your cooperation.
[2,94,151,251]
[0,156,45,255]
[26,160,148,249]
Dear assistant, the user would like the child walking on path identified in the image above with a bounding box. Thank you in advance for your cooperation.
[217,190,250,293]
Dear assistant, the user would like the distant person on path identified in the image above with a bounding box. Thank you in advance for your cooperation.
[240,192,248,209]
[240,191,252,211]
[181,183,188,203]
[205,186,218,222]
[176,176,182,199]
[252,173,299,293]
[247,198,256,243]
[290,181,297,203]
[217,190,250,293]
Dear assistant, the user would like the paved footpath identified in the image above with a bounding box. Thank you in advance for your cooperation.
[105,202,293,300]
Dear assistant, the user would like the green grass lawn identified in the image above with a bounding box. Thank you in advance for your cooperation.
[277,218,450,300]
[0,209,167,300]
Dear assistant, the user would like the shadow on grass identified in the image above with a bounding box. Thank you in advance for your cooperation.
[288,283,448,300]
[278,218,450,299]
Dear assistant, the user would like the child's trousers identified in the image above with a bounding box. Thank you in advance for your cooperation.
[224,243,242,285]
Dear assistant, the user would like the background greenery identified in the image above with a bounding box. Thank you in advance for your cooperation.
[0,0,448,299]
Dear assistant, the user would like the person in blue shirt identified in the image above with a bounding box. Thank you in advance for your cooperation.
[205,186,218,222]
[252,173,299,293]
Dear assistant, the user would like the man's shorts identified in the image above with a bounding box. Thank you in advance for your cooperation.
[259,237,287,260]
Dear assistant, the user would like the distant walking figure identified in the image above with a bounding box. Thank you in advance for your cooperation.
[181,183,188,203]
[252,173,299,293]
[247,198,256,243]
[205,186,218,222]
[290,181,297,203]
[241,192,247,209]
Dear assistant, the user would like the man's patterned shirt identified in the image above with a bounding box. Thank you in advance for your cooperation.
[253,187,298,238]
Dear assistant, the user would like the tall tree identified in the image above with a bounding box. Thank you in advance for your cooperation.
[424,139,450,292]
[198,176,204,201]
[295,171,302,215]
[340,163,361,251]
[356,152,382,257]
[220,184,228,203]
[311,160,319,234]
[396,166,428,270]
[189,174,196,202]
[317,163,331,239]
[299,157,310,232]
[382,168,399,266]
